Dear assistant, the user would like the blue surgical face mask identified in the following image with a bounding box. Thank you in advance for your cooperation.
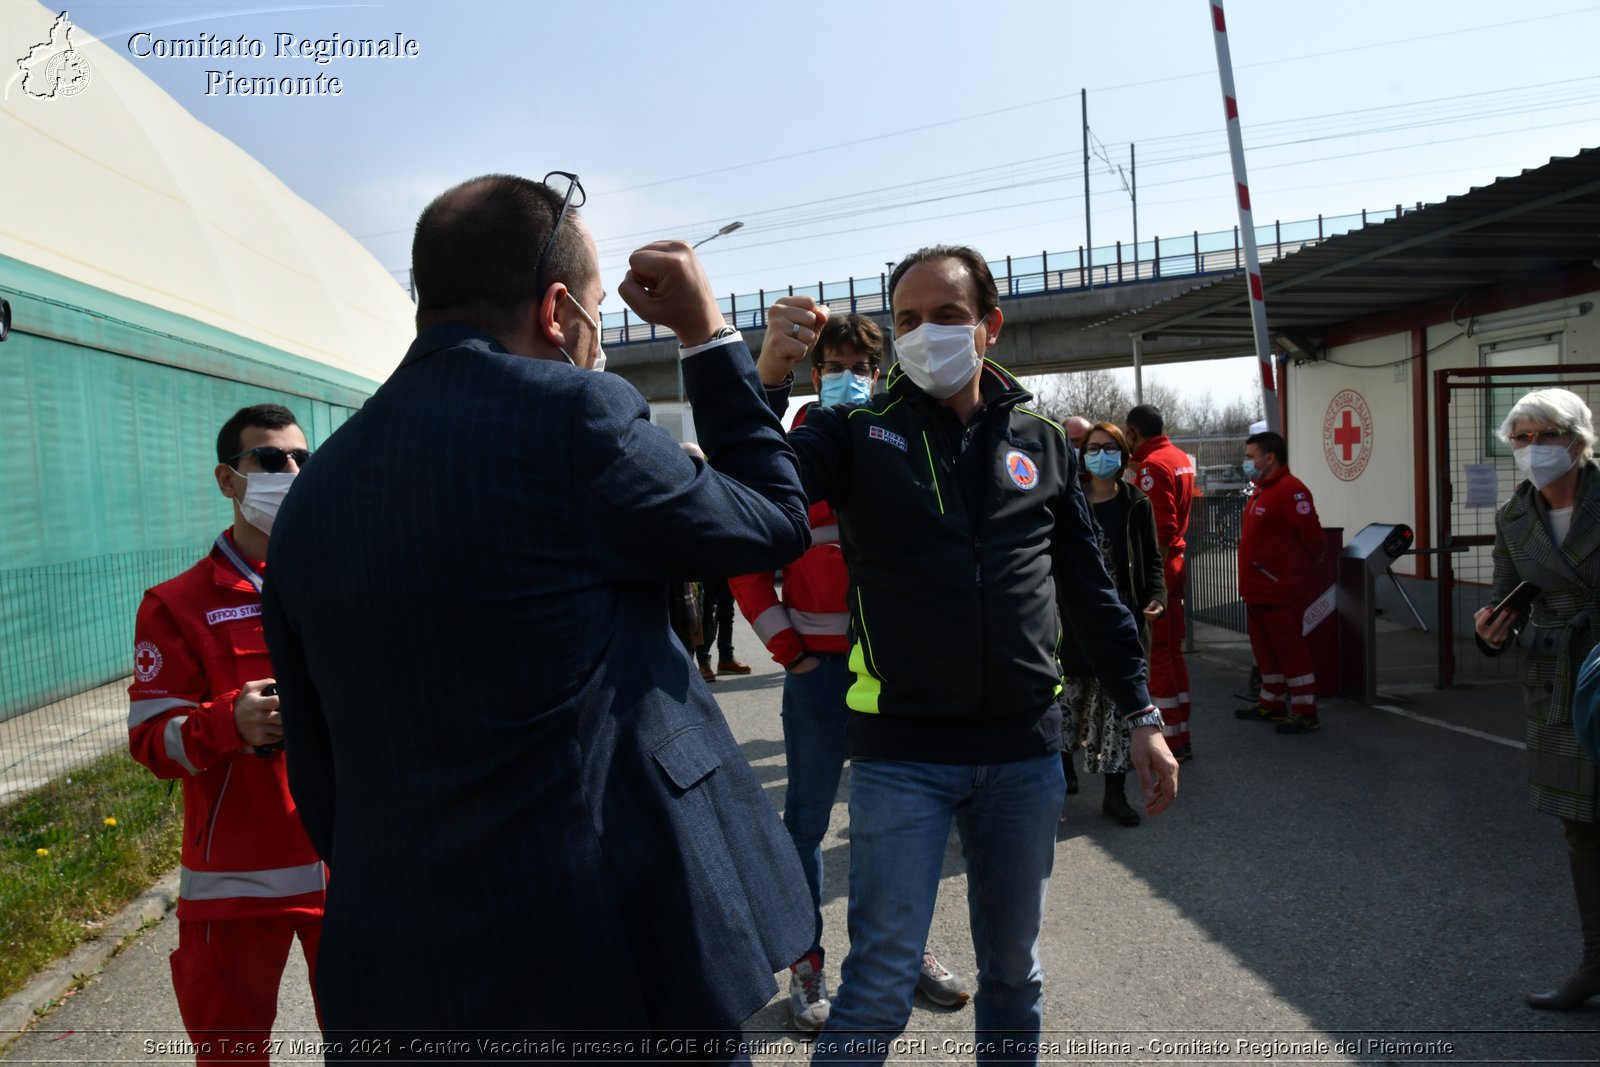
[1241,458,1259,480]
[1084,449,1122,480]
[819,370,872,408]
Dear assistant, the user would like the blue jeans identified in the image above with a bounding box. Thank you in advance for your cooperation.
[781,653,853,964]
[811,754,1066,1067]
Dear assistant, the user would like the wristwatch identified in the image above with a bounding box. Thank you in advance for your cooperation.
[1125,707,1164,730]
[695,324,738,348]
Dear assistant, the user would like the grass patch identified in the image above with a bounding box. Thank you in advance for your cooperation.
[0,750,181,1001]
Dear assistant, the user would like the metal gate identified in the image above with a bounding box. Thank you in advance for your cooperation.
[1173,434,1251,638]
[1434,363,1600,686]
[1186,493,1247,636]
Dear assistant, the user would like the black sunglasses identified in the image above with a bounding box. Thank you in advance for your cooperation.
[534,171,585,303]
[227,446,311,473]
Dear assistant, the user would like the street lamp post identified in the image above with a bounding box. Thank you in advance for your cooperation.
[693,221,744,249]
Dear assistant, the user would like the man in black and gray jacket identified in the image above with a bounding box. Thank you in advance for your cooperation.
[755,245,1179,1066]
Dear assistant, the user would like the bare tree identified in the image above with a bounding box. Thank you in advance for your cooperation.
[1029,369,1133,428]
[1027,368,1262,438]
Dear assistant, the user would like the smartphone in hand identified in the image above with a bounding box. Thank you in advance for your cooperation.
[255,683,284,758]
[1490,581,1540,620]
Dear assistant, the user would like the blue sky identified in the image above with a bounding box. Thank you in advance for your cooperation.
[37,0,1600,403]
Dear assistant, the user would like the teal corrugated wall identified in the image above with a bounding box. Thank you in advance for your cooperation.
[1,254,377,721]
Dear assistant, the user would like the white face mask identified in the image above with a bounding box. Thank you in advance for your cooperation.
[1515,442,1577,490]
[231,471,296,535]
[560,293,607,372]
[894,323,981,399]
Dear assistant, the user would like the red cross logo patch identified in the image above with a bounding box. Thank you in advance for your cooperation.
[134,640,163,683]
[1322,389,1373,482]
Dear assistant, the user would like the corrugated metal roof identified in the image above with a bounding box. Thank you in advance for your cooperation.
[1087,148,1600,350]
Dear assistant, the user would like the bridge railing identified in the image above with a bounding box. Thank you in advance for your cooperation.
[601,205,1412,346]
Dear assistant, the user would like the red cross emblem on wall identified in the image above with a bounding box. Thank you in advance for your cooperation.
[1323,390,1373,482]
[1333,408,1362,462]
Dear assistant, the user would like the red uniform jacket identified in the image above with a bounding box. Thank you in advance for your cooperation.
[1238,466,1325,606]
[1131,434,1196,559]
[127,531,324,922]
[730,403,851,666]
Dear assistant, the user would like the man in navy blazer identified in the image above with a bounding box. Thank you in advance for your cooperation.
[260,173,814,1059]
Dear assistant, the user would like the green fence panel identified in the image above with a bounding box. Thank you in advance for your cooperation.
[0,258,368,747]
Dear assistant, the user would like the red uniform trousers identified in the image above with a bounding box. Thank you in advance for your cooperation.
[1149,553,1193,746]
[169,913,322,1064]
[1245,600,1318,718]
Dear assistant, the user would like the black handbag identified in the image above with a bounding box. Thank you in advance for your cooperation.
[668,581,704,650]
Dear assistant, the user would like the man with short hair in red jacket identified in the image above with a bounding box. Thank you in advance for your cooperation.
[1126,405,1197,760]
[1234,430,1327,734]
[731,309,967,1033]
[129,404,324,1063]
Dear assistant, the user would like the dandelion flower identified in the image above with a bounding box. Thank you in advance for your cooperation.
[103,817,118,827]
[36,848,49,857]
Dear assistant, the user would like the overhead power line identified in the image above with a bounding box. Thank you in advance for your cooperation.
[603,113,1600,279]
[590,81,1600,260]
[588,6,1600,197]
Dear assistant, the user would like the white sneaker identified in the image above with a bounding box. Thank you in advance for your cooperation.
[789,956,831,1032]
[917,950,970,1008]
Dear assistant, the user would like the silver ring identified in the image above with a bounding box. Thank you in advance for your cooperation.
[790,321,802,338]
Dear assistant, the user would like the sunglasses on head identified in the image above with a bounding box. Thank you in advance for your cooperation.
[228,446,311,473]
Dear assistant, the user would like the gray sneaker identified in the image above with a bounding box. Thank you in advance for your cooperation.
[789,956,831,1032]
[917,950,970,1008]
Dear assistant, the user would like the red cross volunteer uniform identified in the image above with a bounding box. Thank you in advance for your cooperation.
[1130,433,1196,754]
[1237,467,1325,722]
[128,530,324,1064]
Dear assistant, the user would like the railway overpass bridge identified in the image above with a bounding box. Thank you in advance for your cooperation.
[600,205,1400,402]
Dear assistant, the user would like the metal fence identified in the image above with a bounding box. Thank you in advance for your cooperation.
[1167,435,1251,637]
[1184,494,1247,637]
[600,205,1415,345]
[1435,365,1600,687]
[1,548,205,805]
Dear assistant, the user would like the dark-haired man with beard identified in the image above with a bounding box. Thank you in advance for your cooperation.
[757,245,1178,1066]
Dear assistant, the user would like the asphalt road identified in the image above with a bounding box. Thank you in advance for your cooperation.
[4,615,1597,1065]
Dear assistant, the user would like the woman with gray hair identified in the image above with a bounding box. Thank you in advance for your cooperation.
[1475,386,1600,1010]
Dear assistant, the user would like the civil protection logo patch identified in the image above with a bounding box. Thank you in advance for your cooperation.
[1004,450,1039,491]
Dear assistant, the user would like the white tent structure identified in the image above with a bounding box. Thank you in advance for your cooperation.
[0,3,416,728]
[1,2,414,382]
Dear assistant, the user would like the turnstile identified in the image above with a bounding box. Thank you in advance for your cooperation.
[1336,522,1420,704]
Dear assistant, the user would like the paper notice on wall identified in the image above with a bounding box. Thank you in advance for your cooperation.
[1464,463,1499,509]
